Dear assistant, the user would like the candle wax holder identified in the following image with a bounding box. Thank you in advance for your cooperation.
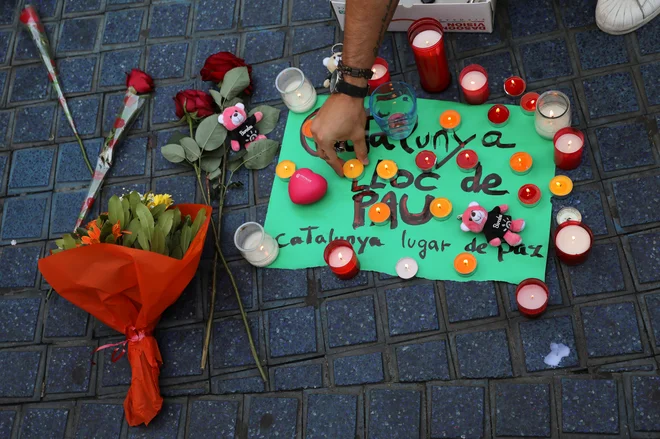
[430,197,452,221]
[302,118,314,138]
[556,207,582,225]
[488,104,510,128]
[407,18,451,93]
[454,252,477,277]
[416,150,437,173]
[457,149,478,173]
[549,175,573,198]
[553,220,593,265]
[369,82,418,140]
[520,92,539,116]
[395,257,418,279]
[324,239,360,280]
[369,203,391,226]
[553,127,584,170]
[504,76,526,97]
[376,159,398,182]
[459,64,489,105]
[439,110,461,132]
[234,222,279,267]
[518,184,541,208]
[368,57,391,94]
[276,160,296,181]
[343,159,364,181]
[515,278,549,318]
[509,152,533,176]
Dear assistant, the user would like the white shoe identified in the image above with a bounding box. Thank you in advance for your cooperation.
[596,0,660,35]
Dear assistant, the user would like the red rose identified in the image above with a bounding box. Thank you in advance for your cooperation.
[20,6,40,25]
[126,69,154,94]
[174,90,216,119]
[200,52,253,95]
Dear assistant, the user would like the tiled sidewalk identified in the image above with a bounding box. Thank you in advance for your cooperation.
[0,0,659,437]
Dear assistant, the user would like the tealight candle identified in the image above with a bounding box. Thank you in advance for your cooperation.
[343,159,365,181]
[324,239,360,280]
[439,110,461,131]
[459,64,489,105]
[509,152,533,175]
[549,175,573,198]
[368,57,391,93]
[430,197,452,221]
[302,118,314,138]
[503,76,526,97]
[376,159,398,181]
[456,149,478,172]
[518,184,541,208]
[553,127,584,170]
[454,252,477,277]
[487,104,510,128]
[520,92,539,116]
[556,207,582,225]
[535,90,571,139]
[554,220,593,265]
[369,202,391,226]
[276,160,296,181]
[515,278,549,318]
[395,257,418,279]
[415,150,437,173]
[234,222,279,267]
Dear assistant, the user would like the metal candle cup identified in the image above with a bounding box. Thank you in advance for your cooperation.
[376,159,398,181]
[488,104,510,128]
[430,198,452,221]
[415,150,437,173]
[456,149,478,172]
[518,184,541,208]
[509,152,533,175]
[369,202,391,226]
[439,110,461,132]
[454,252,477,277]
[276,160,296,181]
[343,159,364,181]
[549,175,573,198]
[520,92,539,116]
[503,76,526,97]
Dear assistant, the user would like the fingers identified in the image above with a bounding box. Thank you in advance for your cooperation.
[318,141,345,177]
[352,128,369,165]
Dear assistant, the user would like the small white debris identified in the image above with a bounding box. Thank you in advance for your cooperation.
[544,342,570,367]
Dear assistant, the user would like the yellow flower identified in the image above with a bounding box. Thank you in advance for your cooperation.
[148,193,173,208]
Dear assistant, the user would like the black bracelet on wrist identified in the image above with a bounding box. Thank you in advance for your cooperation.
[337,61,374,79]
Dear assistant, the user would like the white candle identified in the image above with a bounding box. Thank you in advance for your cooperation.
[460,71,487,91]
[241,231,279,267]
[517,284,548,310]
[412,30,442,48]
[535,97,571,139]
[555,225,591,255]
[328,246,353,268]
[276,68,317,114]
[371,64,388,80]
[395,257,418,279]
[554,133,583,153]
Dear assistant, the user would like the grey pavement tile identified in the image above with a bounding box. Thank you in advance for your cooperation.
[582,71,640,120]
[107,0,146,5]
[14,24,58,62]
[291,0,332,21]
[324,294,378,348]
[23,0,59,19]
[0,0,17,25]
[558,0,596,28]
[187,398,240,439]
[0,110,11,148]
[45,344,94,395]
[611,173,660,228]
[493,382,552,437]
[640,62,660,107]
[211,371,266,394]
[56,94,101,138]
[251,61,291,104]
[193,37,239,75]
[44,293,89,339]
[581,301,644,358]
[395,339,451,382]
[0,152,7,196]
[367,388,422,439]
[1,193,50,241]
[520,37,574,83]
[212,314,261,370]
[153,127,189,174]
[507,0,557,38]
[194,0,236,32]
[292,25,336,55]
[223,166,251,207]
[273,363,323,391]
[63,0,102,14]
[594,120,656,173]
[211,260,255,313]
[247,395,299,439]
[20,406,72,439]
[244,30,286,65]
[55,138,103,185]
[267,305,318,358]
[241,0,284,27]
[519,315,579,372]
[259,267,309,303]
[147,42,190,80]
[299,48,333,89]
[221,208,248,257]
[0,295,41,344]
[332,351,384,386]
[151,81,195,125]
[378,34,398,74]
[561,378,619,434]
[8,146,56,193]
[100,181,148,211]
[99,48,144,88]
[98,342,133,391]
[74,402,124,439]
[106,135,149,178]
[148,3,190,39]
[429,384,486,439]
[0,347,44,399]
[103,9,145,46]
[305,392,359,439]
[643,293,660,348]
[0,409,16,439]
[631,375,660,432]
[575,29,629,71]
[384,283,439,337]
[9,64,50,103]
[127,400,185,439]
[565,242,627,298]
[636,17,660,56]
[49,189,97,238]
[56,55,97,94]
[156,325,204,380]
[443,281,499,323]
[452,20,504,55]
[0,243,43,289]
[551,188,608,237]
[627,230,660,287]
[0,30,11,65]
[161,274,202,326]
[316,265,370,293]
[57,17,100,53]
[454,328,513,378]
[153,174,197,204]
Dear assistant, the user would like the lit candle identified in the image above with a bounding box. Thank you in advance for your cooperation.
[454,252,477,277]
[408,18,450,93]
[430,197,452,221]
[275,160,296,181]
[520,92,539,116]
[395,257,418,279]
[324,239,360,280]
[535,90,571,139]
[369,202,391,226]
[456,149,478,172]
[556,207,582,225]
[302,118,314,139]
[515,279,549,318]
[554,221,593,265]
[503,76,526,97]
[553,127,584,170]
[509,152,533,175]
[459,64,489,105]
[518,184,541,208]
[549,175,573,198]
[411,29,442,48]
[415,150,437,173]
[368,57,391,93]
[343,159,365,181]
[376,159,398,181]
[275,67,317,113]
[234,222,279,267]
[487,104,510,128]
[439,110,461,131]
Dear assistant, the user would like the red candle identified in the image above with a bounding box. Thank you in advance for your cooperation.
[407,18,450,93]
[323,239,360,280]
[415,150,437,172]
[456,149,478,172]
[504,76,526,97]
[554,220,593,265]
[459,64,489,105]
[368,57,391,94]
[520,92,539,115]
[518,184,541,208]
[553,127,584,170]
[516,278,549,318]
[487,104,510,128]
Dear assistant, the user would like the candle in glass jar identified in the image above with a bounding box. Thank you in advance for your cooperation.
[395,257,418,279]
[408,18,450,93]
[454,252,477,276]
[430,197,452,221]
[377,159,398,181]
[415,150,437,172]
[275,67,317,113]
[503,76,526,97]
[535,91,571,139]
[459,64,489,105]
[369,202,391,226]
[456,149,478,172]
[324,239,360,280]
[276,160,296,181]
[515,279,549,317]
[553,127,584,170]
[368,57,391,93]
[554,221,593,265]
[343,159,364,181]
[518,184,541,208]
[509,152,533,175]
[549,175,573,198]
[234,222,279,267]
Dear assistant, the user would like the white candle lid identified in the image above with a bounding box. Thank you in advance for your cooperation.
[395,257,418,279]
[556,207,582,225]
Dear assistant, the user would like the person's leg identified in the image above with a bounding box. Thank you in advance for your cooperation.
[596,0,660,35]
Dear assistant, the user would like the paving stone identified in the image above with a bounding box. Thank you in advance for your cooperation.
[57,95,101,138]
[64,0,102,14]
[368,389,421,439]
[106,136,148,178]
[640,62,660,106]
[44,293,89,338]
[378,34,397,73]
[14,24,57,62]
[444,281,498,323]
[612,174,660,227]
[99,48,143,88]
[161,275,201,325]
[1,193,49,241]
[256,153,277,199]
[273,363,322,391]
[103,92,144,133]
[581,302,643,357]
[23,0,59,19]
[596,121,655,172]
[396,340,450,382]
[494,383,551,437]
[559,0,596,27]
[561,378,618,433]
[636,17,660,55]
[153,128,189,173]
[306,393,358,439]
[194,0,235,31]
[58,17,100,53]
[49,191,93,237]
[455,329,513,378]
[211,374,266,394]
[57,56,96,94]
[193,37,239,74]
[0,296,41,343]
[248,397,299,438]
[333,352,384,386]
[212,315,260,369]
[103,9,145,45]
[100,181,147,209]
[151,81,195,125]
[0,153,7,194]
[463,51,514,98]
[567,242,625,297]
[149,3,190,39]
[632,231,660,283]
[299,49,330,88]
[0,110,11,147]
[632,375,660,432]
[242,0,283,27]
[259,268,306,303]
[100,347,131,388]
[10,64,49,103]
[147,42,189,80]
[55,138,103,184]
[0,243,42,288]
[385,283,439,336]
[453,21,503,54]
[156,326,203,379]
[154,175,197,207]
[0,0,17,25]
[317,266,369,292]
[0,410,15,438]
[520,316,578,372]
[430,385,484,438]
[291,0,331,21]
[188,399,239,439]
[223,166,250,207]
[8,146,55,191]
[46,345,92,394]
[243,30,285,64]
[20,407,70,438]
[268,306,317,358]
[326,295,377,348]
[220,208,247,257]
[552,189,608,236]
[0,349,42,397]
[75,403,124,439]
[0,30,10,65]
[508,0,557,38]
[520,38,573,82]
[583,71,639,120]
[292,25,335,55]
[128,401,183,439]
[251,61,291,104]
[507,252,563,311]
[406,69,462,103]
[576,29,629,71]
[108,0,146,4]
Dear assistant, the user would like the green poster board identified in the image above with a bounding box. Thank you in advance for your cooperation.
[264,96,554,284]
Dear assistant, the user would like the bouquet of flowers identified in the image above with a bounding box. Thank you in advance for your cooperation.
[39,192,211,426]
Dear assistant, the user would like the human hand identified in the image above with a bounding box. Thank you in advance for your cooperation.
[311,93,368,177]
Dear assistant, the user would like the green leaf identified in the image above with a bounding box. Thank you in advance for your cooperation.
[209,89,224,108]
[200,147,224,172]
[180,225,192,255]
[249,105,281,135]
[129,191,141,214]
[137,228,150,250]
[224,97,243,108]
[150,204,167,220]
[121,197,131,228]
[208,167,223,180]
[135,203,154,241]
[108,196,123,228]
[172,208,182,233]
[158,210,174,236]
[170,246,183,259]
[195,115,227,151]
[151,227,166,255]
[104,234,116,244]
[161,143,187,163]
[243,139,280,170]
[220,67,250,100]
[100,220,113,241]
[62,234,77,250]
[123,218,140,247]
[180,137,201,161]
[190,208,206,239]
[166,131,186,146]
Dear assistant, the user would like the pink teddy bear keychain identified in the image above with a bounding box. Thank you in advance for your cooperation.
[457,201,526,247]
[217,103,267,151]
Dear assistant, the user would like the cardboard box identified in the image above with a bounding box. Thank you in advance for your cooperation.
[330,0,496,33]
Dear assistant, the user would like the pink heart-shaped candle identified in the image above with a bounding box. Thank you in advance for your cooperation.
[288,168,328,205]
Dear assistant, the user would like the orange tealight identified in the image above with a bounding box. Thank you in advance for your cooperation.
[276,160,296,181]
[509,152,533,175]
[549,175,573,198]
[376,160,398,181]
[430,198,452,221]
[302,119,314,138]
[454,252,477,277]
[343,159,364,181]
[439,110,461,131]
[369,202,391,226]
